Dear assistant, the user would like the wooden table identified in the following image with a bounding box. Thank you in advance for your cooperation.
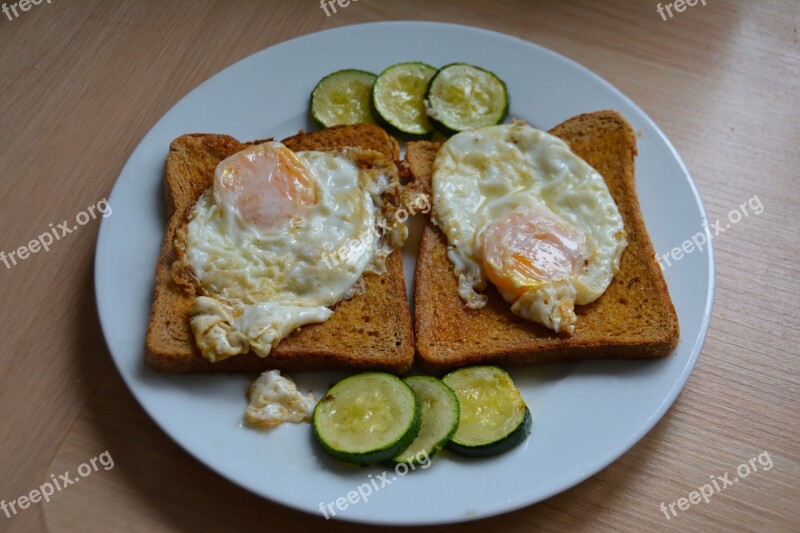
[1,1,798,531]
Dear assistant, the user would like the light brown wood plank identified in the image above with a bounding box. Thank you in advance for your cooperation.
[0,0,797,531]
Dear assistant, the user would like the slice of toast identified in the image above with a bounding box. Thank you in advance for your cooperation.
[146,124,414,374]
[411,111,679,374]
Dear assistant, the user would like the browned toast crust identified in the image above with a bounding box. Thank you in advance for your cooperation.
[412,111,679,374]
[145,124,413,374]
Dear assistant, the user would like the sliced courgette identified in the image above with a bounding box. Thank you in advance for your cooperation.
[389,376,460,466]
[425,63,509,135]
[442,366,531,457]
[313,372,421,465]
[371,62,437,138]
[311,69,377,128]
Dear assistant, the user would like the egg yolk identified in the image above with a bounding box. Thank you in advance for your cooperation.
[214,143,317,230]
[478,206,587,297]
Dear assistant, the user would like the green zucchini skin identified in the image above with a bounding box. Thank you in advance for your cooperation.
[313,373,421,465]
[445,407,532,457]
[424,63,509,136]
[443,366,531,458]
[310,69,377,128]
[386,376,460,466]
[371,62,437,140]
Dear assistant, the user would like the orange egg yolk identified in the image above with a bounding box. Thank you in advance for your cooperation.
[214,143,316,230]
[478,206,586,298]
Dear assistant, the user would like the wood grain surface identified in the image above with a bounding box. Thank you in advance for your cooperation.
[1,1,798,531]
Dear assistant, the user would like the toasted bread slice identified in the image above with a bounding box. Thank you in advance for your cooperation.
[146,124,413,374]
[412,111,679,374]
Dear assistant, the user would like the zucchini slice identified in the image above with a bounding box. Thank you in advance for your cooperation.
[371,62,437,138]
[389,376,460,466]
[442,366,531,457]
[311,69,377,128]
[313,373,421,465]
[425,63,508,135]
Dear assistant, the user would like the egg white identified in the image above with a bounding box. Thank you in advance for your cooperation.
[432,122,627,333]
[177,145,396,361]
[244,370,316,427]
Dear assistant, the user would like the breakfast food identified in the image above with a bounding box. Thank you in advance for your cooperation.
[244,370,317,427]
[432,121,627,335]
[312,369,527,465]
[412,110,679,373]
[311,69,377,127]
[442,366,531,457]
[141,43,684,479]
[177,141,404,362]
[372,62,437,138]
[389,376,460,465]
[311,62,508,137]
[424,63,508,134]
[313,373,421,465]
[145,124,414,374]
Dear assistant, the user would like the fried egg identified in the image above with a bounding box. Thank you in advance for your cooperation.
[244,370,316,427]
[432,122,627,334]
[176,141,402,362]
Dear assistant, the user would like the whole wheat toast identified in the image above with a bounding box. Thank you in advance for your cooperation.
[145,124,414,374]
[411,111,679,374]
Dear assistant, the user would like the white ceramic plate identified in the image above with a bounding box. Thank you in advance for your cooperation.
[95,22,714,525]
